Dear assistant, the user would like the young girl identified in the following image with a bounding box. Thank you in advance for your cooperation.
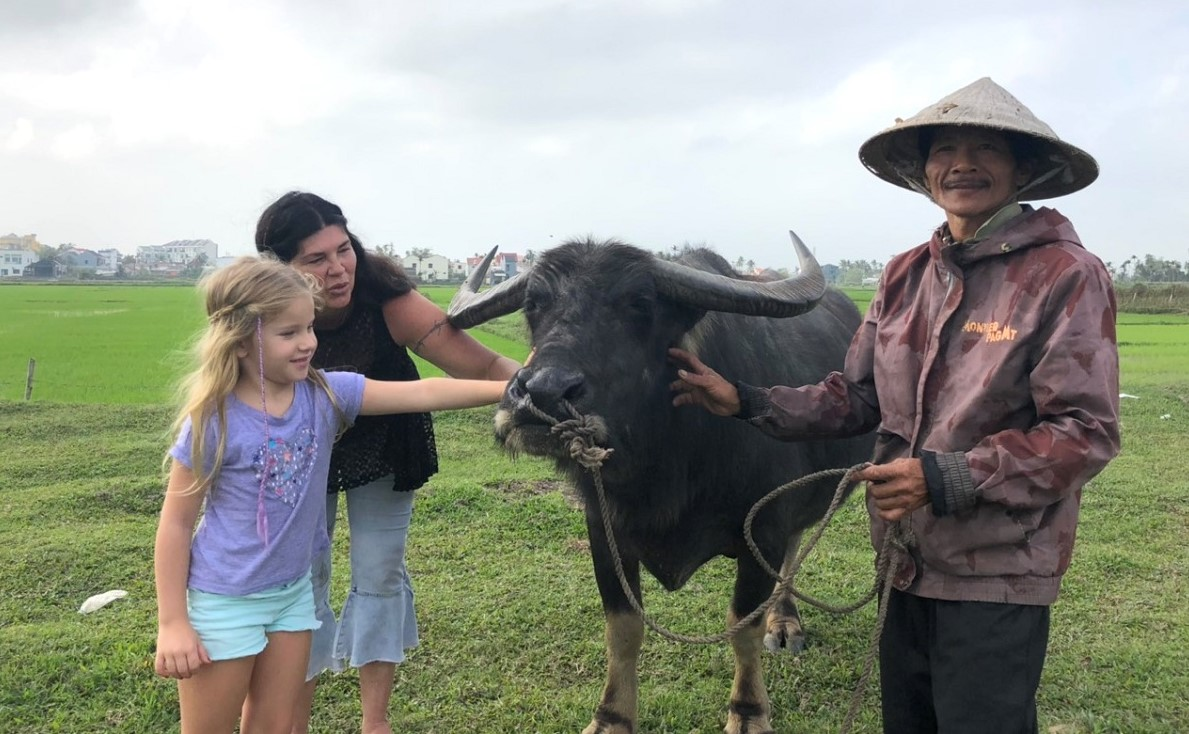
[153,257,506,734]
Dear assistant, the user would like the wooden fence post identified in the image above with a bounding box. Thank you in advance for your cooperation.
[25,358,35,401]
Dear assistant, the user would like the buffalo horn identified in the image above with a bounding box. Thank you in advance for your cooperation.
[447,246,528,329]
[652,230,825,318]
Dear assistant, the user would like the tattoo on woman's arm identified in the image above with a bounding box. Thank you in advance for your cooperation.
[412,318,450,355]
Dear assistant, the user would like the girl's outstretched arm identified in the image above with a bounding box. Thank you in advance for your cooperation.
[360,376,508,415]
[153,460,211,679]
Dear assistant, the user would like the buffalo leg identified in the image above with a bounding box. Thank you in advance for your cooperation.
[763,530,806,653]
[725,555,777,734]
[582,513,643,734]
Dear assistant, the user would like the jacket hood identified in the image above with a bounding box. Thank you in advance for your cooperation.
[933,206,1082,267]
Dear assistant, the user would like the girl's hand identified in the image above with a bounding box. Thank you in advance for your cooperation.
[154,620,211,679]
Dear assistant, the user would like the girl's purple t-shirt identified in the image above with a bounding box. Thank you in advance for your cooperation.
[170,370,365,595]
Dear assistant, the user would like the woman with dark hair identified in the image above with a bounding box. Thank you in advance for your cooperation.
[256,191,520,734]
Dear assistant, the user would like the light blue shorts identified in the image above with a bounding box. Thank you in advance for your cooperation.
[187,571,320,661]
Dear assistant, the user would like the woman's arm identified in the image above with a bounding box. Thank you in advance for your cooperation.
[382,291,521,380]
[360,375,508,416]
[153,460,211,679]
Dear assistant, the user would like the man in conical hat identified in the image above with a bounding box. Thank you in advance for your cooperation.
[671,77,1120,733]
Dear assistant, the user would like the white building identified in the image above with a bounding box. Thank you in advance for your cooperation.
[401,252,452,283]
[96,248,123,276]
[0,248,38,277]
[137,239,219,266]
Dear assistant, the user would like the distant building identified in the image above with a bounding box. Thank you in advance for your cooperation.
[62,247,102,271]
[401,252,452,283]
[137,239,219,267]
[0,232,42,251]
[502,252,521,278]
[95,248,122,276]
[464,250,521,284]
[0,248,39,277]
[24,259,64,279]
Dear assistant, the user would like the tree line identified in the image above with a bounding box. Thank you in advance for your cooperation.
[824,256,1189,286]
[1105,255,1189,283]
[654,250,1189,288]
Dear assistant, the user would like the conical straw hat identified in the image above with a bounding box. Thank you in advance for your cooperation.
[858,77,1099,200]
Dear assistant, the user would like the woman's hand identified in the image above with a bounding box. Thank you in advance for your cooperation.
[668,348,742,417]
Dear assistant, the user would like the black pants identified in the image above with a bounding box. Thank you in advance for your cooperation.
[879,589,1050,734]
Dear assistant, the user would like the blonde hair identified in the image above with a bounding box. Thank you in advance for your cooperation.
[168,255,342,494]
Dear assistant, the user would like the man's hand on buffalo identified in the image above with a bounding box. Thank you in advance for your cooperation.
[668,348,742,417]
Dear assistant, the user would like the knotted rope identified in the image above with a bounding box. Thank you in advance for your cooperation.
[524,397,916,733]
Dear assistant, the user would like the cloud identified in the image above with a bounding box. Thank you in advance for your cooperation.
[4,118,33,151]
[0,0,384,152]
[51,123,99,159]
[0,0,1186,269]
[0,0,136,36]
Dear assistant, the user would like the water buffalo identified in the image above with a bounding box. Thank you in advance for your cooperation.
[448,234,874,734]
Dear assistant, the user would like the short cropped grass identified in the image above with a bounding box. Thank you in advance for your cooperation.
[0,283,1186,732]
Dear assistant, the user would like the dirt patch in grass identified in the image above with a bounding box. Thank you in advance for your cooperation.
[565,537,591,554]
[487,478,586,510]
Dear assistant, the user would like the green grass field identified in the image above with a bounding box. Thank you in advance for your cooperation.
[0,284,205,403]
[0,284,531,402]
[0,283,1186,733]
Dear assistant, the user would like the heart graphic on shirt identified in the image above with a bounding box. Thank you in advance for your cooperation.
[253,426,319,507]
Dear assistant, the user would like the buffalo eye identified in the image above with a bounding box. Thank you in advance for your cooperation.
[623,294,655,329]
[524,286,553,316]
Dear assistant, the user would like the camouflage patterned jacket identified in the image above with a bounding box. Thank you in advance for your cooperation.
[738,205,1121,604]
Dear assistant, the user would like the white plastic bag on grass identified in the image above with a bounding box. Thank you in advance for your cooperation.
[79,589,128,614]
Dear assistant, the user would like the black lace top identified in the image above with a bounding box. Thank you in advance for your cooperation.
[313,303,439,493]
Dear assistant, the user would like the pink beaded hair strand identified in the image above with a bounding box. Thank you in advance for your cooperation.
[255,316,273,545]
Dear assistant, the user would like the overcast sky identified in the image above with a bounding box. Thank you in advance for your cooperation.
[1,0,1185,270]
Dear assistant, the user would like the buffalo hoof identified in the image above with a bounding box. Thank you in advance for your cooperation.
[581,720,633,734]
[725,703,774,734]
[762,619,806,654]
[581,710,634,734]
[725,724,775,734]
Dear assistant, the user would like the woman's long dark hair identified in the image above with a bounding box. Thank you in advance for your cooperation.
[255,191,413,306]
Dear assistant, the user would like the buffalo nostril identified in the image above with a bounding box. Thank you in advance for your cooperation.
[523,366,585,411]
